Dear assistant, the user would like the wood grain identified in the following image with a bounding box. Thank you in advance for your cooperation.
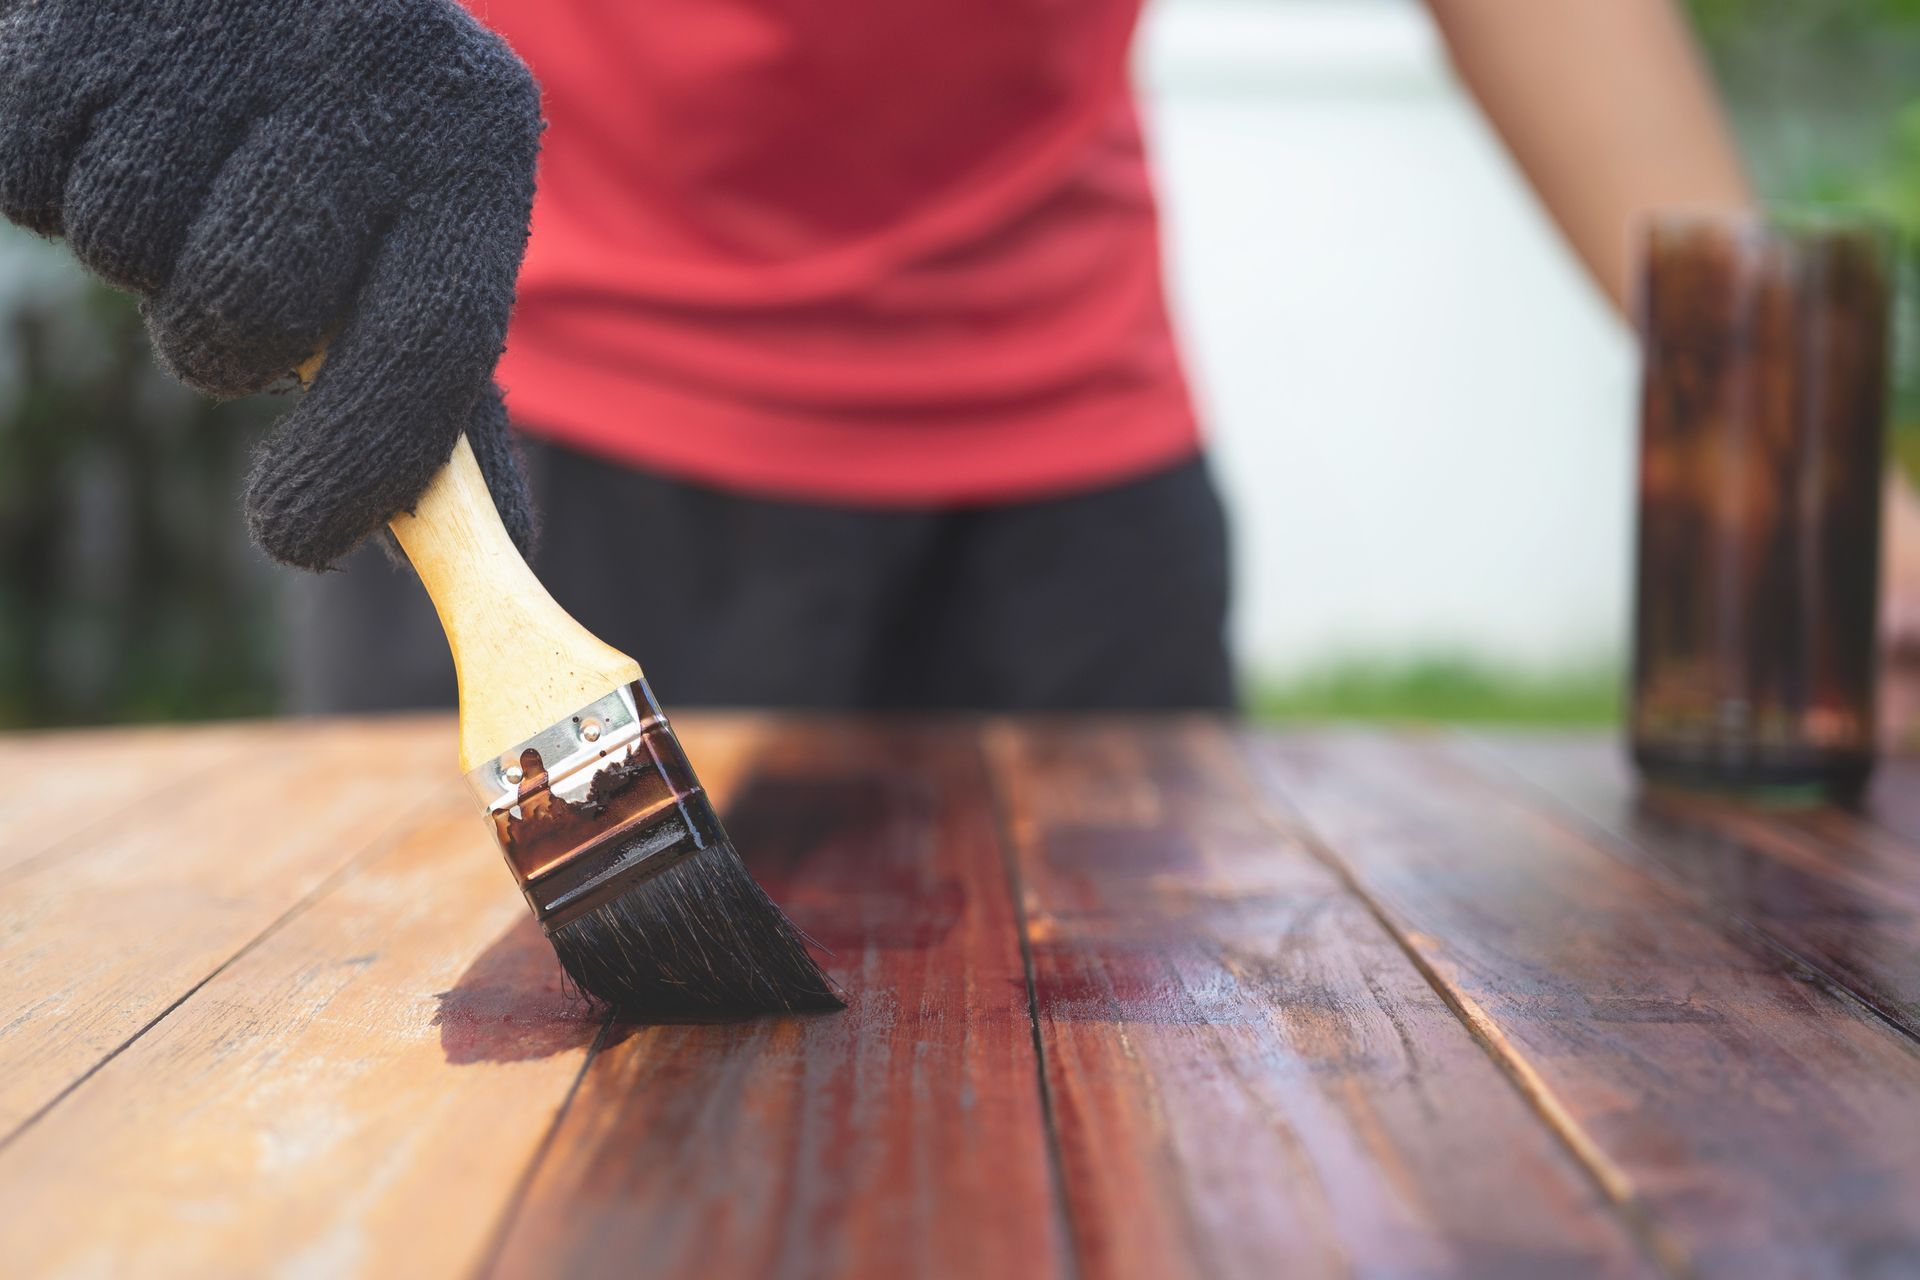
[0,714,779,1280]
[0,798,602,1279]
[0,718,450,1135]
[0,718,280,879]
[9,716,1920,1279]
[1460,732,1920,1036]
[489,721,1069,1280]
[1254,731,1920,1278]
[987,720,1651,1280]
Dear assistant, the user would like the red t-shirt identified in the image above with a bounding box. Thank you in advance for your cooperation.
[463,0,1199,505]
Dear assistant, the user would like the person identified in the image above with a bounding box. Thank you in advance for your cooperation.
[0,0,1751,714]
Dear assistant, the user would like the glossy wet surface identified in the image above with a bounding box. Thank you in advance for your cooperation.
[1,714,1918,1278]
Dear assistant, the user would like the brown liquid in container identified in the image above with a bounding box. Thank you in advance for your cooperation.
[1631,211,1890,794]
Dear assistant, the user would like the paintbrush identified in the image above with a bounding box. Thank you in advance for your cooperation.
[374,426,842,1018]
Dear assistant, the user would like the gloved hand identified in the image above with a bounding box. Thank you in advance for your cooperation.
[0,0,542,570]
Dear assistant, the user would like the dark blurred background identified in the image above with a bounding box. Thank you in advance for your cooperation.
[0,238,281,726]
[0,0,1914,730]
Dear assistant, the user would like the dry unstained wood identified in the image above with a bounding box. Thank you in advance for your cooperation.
[0,716,767,1279]
[490,721,1069,1280]
[0,802,599,1278]
[0,718,449,1134]
[0,718,283,878]
[0,717,787,1274]
[1460,732,1920,1036]
[1255,731,1920,1278]
[986,719,1652,1280]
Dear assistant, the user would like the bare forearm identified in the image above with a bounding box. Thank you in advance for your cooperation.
[1424,0,1751,311]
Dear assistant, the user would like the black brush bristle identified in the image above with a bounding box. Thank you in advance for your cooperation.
[548,839,844,1020]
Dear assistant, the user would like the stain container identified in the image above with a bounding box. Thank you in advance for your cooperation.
[1631,209,1891,796]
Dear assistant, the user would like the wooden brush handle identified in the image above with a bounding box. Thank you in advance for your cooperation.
[391,436,640,772]
[299,352,640,772]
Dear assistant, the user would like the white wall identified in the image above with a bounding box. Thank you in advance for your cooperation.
[1140,0,1638,677]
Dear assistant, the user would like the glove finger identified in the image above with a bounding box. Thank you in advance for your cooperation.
[0,2,137,237]
[369,384,536,571]
[145,103,387,400]
[245,166,536,571]
[63,89,260,296]
[56,1,295,294]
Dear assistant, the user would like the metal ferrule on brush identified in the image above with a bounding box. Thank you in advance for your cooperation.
[463,680,725,933]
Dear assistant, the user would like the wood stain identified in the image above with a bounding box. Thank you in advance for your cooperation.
[1631,210,1891,795]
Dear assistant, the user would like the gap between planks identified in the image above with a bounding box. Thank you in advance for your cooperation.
[0,790,607,1278]
[474,719,1090,1280]
[1255,729,1920,1276]
[481,719,1072,1280]
[470,1015,616,1280]
[1248,734,1693,1280]
[0,730,270,884]
[0,786,459,1152]
[1449,731,1920,1053]
[470,714,781,1280]
[986,720,1657,1280]
[980,721,1088,1280]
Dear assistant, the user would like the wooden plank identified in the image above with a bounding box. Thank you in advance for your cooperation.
[490,721,1069,1280]
[0,714,774,1280]
[987,720,1651,1280]
[0,719,285,879]
[0,798,601,1279]
[1460,732,1920,1036]
[1254,731,1920,1278]
[0,718,451,1135]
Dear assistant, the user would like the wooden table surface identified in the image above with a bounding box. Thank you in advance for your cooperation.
[2,714,1919,1279]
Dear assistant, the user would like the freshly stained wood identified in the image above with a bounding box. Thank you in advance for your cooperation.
[1254,732,1920,1278]
[0,718,446,1134]
[986,720,1650,1280]
[6,716,1920,1279]
[1461,732,1920,1035]
[491,721,1069,1280]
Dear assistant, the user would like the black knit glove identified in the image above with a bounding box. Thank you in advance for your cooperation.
[0,0,541,570]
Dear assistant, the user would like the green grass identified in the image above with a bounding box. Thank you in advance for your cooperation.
[1249,657,1624,727]
[1894,419,1920,488]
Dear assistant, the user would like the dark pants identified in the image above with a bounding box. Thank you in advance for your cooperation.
[285,437,1236,714]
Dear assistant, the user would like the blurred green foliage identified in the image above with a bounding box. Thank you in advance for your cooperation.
[1252,658,1621,727]
[1683,0,1920,437]
[0,241,281,728]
